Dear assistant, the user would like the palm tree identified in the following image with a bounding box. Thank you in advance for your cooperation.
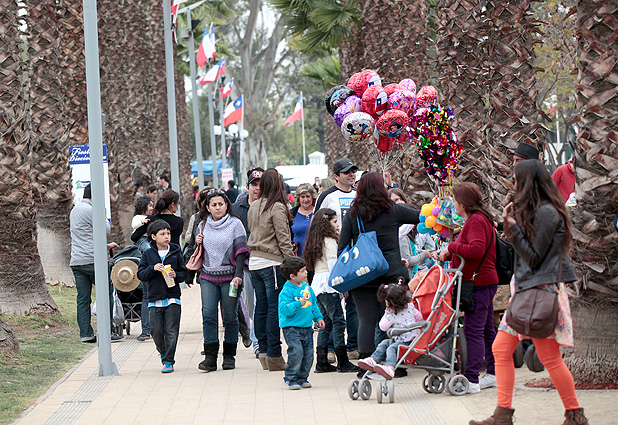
[0,0,59,315]
[26,1,75,287]
[565,0,618,384]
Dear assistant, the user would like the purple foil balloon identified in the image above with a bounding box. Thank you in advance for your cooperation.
[387,90,416,115]
[334,95,362,126]
[399,78,417,96]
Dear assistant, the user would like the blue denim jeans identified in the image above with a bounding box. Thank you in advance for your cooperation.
[317,293,346,349]
[282,327,314,384]
[139,281,151,335]
[150,303,181,364]
[71,264,113,339]
[250,266,284,357]
[200,278,239,345]
[371,338,407,366]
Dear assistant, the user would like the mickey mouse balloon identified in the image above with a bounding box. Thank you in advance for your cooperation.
[341,112,375,143]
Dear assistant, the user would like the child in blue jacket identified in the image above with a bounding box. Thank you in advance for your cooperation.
[278,256,325,390]
[137,220,187,373]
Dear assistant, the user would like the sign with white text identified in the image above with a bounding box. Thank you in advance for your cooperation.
[69,144,111,220]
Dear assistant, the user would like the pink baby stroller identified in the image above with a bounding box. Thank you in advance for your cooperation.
[348,255,468,403]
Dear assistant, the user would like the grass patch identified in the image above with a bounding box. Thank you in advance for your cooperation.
[0,285,93,425]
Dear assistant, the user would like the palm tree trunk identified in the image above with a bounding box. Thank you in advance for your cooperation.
[26,1,75,287]
[0,0,59,315]
[0,317,19,357]
[567,0,618,383]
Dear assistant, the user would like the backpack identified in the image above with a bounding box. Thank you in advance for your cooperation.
[495,231,514,285]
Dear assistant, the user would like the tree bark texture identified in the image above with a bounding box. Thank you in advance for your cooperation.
[0,317,19,357]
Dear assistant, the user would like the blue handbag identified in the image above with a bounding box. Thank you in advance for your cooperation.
[328,216,389,293]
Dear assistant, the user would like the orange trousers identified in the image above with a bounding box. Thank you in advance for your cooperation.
[492,330,579,410]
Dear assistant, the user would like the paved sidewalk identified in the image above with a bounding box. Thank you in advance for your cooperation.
[14,285,616,425]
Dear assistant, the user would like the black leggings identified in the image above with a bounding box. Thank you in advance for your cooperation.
[351,285,386,354]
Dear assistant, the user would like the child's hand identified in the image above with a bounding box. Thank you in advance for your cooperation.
[167,268,176,278]
[153,263,165,272]
[141,218,150,225]
[316,320,325,330]
[299,297,307,306]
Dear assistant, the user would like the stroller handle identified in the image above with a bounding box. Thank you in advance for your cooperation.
[387,321,431,338]
[442,253,465,273]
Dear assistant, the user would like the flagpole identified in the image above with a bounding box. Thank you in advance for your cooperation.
[301,92,306,165]
[239,95,246,187]
[207,83,219,188]
[219,77,226,175]
[186,8,204,190]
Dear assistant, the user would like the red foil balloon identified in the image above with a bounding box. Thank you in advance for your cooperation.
[416,86,438,108]
[383,83,403,96]
[361,85,388,119]
[376,109,410,137]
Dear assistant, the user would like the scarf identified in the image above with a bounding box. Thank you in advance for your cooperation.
[200,214,249,283]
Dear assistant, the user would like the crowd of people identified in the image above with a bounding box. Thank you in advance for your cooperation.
[69,144,589,424]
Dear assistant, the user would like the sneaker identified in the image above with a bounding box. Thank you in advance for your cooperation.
[358,357,378,371]
[479,374,497,390]
[161,362,174,373]
[137,333,151,341]
[374,364,395,380]
[111,334,124,343]
[467,382,480,394]
[347,349,359,360]
[81,336,96,343]
[300,381,312,389]
[284,381,300,390]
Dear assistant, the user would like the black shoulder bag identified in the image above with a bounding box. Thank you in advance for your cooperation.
[458,231,494,313]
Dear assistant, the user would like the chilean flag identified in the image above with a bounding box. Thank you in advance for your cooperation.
[196,27,215,68]
[198,59,225,85]
[209,23,216,54]
[283,93,303,126]
[224,96,243,127]
[172,0,186,18]
[220,78,234,98]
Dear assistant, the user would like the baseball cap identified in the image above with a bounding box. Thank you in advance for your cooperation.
[247,167,264,185]
[333,158,359,174]
[510,143,540,160]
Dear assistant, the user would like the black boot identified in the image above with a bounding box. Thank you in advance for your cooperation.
[315,346,337,373]
[238,309,252,348]
[335,347,360,373]
[198,342,219,372]
[222,342,237,370]
[357,352,373,378]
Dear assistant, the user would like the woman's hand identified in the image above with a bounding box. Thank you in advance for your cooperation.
[231,276,242,288]
[438,246,450,262]
[401,258,409,267]
[195,234,203,244]
[502,202,516,229]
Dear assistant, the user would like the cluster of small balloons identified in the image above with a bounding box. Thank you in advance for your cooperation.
[418,198,452,238]
[324,69,439,153]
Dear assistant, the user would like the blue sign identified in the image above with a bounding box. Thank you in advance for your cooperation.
[69,144,108,165]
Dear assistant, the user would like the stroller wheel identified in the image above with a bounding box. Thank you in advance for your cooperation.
[126,320,131,336]
[388,380,395,403]
[513,341,524,368]
[359,379,372,400]
[430,374,446,394]
[447,375,469,396]
[422,374,433,393]
[377,383,383,404]
[348,379,360,400]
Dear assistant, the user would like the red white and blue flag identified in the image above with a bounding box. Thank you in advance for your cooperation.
[283,93,303,126]
[198,59,225,85]
[220,78,234,98]
[224,95,243,127]
[209,23,216,56]
[171,0,186,18]
[196,26,215,68]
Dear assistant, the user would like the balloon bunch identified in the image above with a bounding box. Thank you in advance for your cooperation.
[410,105,462,183]
[417,197,451,238]
[325,69,438,154]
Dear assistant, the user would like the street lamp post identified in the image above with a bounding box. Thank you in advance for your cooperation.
[215,124,248,185]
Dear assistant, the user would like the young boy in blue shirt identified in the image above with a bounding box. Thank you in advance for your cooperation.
[279,256,325,390]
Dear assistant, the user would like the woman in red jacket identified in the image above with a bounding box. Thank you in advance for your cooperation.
[437,182,498,394]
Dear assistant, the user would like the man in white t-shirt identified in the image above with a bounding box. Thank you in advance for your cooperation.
[314,158,358,224]
[313,157,360,359]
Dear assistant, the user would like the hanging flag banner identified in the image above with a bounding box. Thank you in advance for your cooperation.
[220,78,234,98]
[224,95,243,127]
[283,93,303,126]
[199,58,225,85]
[196,26,215,68]
[209,22,216,59]
[171,0,187,18]
[69,144,111,220]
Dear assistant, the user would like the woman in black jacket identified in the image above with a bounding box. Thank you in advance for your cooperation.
[338,172,420,368]
[470,160,586,425]
[132,190,184,246]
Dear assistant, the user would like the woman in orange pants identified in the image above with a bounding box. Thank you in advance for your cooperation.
[469,160,588,425]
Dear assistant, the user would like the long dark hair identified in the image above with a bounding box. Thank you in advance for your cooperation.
[259,168,292,220]
[453,182,493,224]
[512,159,572,252]
[303,208,339,271]
[349,172,392,221]
[198,189,236,220]
[154,189,179,214]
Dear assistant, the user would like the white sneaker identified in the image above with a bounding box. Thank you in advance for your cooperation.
[479,374,497,390]
[467,382,480,394]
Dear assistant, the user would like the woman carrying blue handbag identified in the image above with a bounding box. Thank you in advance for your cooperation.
[338,172,420,372]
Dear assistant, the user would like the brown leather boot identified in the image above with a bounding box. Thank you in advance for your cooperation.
[562,408,589,425]
[258,353,268,370]
[266,355,287,371]
[469,406,515,425]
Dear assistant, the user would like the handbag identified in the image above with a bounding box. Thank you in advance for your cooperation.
[505,254,562,339]
[328,216,389,293]
[185,221,205,271]
[457,230,494,313]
